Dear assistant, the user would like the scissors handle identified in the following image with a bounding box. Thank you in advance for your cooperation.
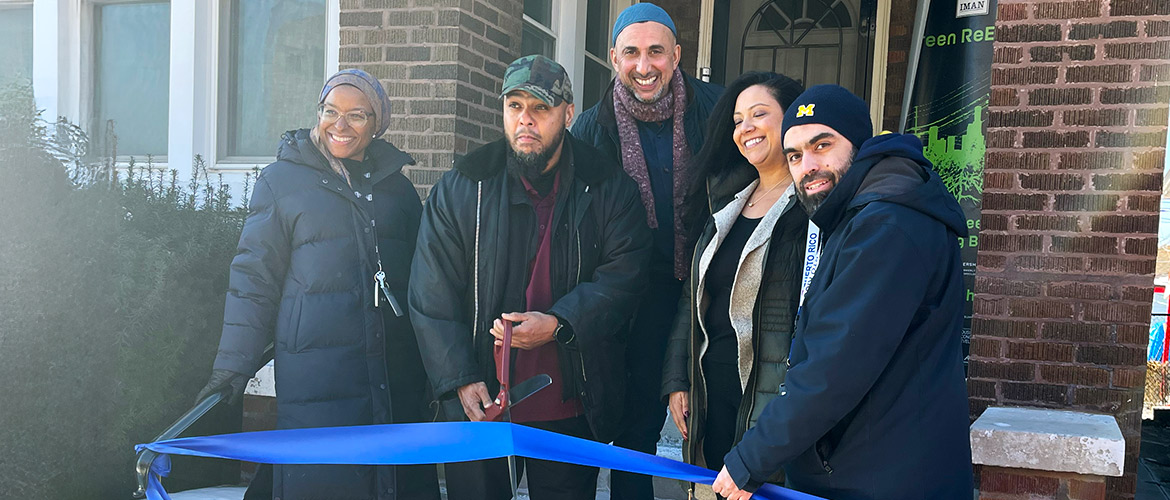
[484,321,513,422]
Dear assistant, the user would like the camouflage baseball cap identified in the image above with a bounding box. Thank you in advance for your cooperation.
[500,55,573,107]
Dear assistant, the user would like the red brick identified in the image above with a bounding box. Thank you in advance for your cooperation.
[998,23,1063,42]
[1062,108,1129,126]
[340,11,384,27]
[1090,215,1158,233]
[1104,41,1170,60]
[994,66,1060,85]
[970,337,1004,358]
[1083,301,1151,322]
[1139,63,1170,81]
[1085,256,1156,274]
[985,172,1015,189]
[1092,173,1161,192]
[968,360,1036,381]
[1068,20,1139,39]
[1031,45,1097,62]
[1148,20,1170,37]
[1020,173,1085,190]
[981,467,1060,495]
[1006,341,1076,362]
[1122,285,1155,302]
[1035,0,1102,18]
[968,378,998,398]
[1100,86,1170,105]
[1127,194,1160,211]
[1053,194,1119,211]
[974,297,1008,315]
[985,193,1048,211]
[972,319,1038,339]
[1058,151,1125,170]
[978,276,1045,296]
[1009,298,1076,319]
[998,2,1029,20]
[1118,324,1150,344]
[1097,131,1167,148]
[1134,108,1168,127]
[1003,381,1070,404]
[1041,322,1110,342]
[1016,214,1080,231]
[987,129,1018,148]
[1124,237,1157,256]
[1135,150,1167,171]
[1077,344,1146,365]
[983,214,1010,231]
[994,46,1023,64]
[983,234,1044,252]
[1113,368,1147,388]
[1039,364,1110,386]
[1024,130,1091,148]
[1016,255,1088,272]
[990,87,1021,106]
[989,151,1051,170]
[1072,387,1132,410]
[1069,477,1106,500]
[978,253,1008,270]
[1046,282,1112,300]
[1050,235,1118,254]
[1110,0,1170,16]
[990,109,1054,128]
[1028,87,1094,106]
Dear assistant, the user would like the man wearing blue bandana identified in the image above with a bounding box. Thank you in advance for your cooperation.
[712,85,973,500]
[572,6,723,498]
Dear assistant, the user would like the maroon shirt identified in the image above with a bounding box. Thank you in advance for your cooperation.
[494,171,583,422]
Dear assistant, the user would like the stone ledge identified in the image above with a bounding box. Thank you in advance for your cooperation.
[971,407,1125,477]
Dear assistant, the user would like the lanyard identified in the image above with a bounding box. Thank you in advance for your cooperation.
[798,222,821,308]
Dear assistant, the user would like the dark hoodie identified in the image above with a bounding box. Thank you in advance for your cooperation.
[723,133,974,500]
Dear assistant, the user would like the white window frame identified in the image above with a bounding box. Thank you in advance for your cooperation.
[211,0,339,177]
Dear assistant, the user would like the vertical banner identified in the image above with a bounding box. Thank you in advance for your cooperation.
[903,0,998,362]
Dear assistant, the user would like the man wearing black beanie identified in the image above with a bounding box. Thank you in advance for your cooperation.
[712,84,974,500]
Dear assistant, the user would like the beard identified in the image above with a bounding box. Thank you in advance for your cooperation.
[621,73,669,104]
[795,150,854,214]
[507,126,565,179]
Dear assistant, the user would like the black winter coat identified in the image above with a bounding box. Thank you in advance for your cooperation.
[661,162,808,476]
[212,129,436,500]
[723,134,974,499]
[408,133,652,443]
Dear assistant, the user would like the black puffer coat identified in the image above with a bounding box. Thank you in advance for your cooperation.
[408,134,652,443]
[212,129,436,500]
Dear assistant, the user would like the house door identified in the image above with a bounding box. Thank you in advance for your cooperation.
[707,0,879,99]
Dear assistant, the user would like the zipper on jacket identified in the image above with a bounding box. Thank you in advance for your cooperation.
[473,181,483,339]
[576,185,587,386]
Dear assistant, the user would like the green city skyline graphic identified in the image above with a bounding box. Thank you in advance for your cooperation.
[906,78,989,206]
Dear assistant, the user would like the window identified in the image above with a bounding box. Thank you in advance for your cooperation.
[0,3,33,87]
[93,1,171,158]
[756,0,853,32]
[521,0,555,59]
[218,0,328,159]
[581,0,612,110]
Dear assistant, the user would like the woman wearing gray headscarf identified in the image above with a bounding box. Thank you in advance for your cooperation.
[196,69,439,499]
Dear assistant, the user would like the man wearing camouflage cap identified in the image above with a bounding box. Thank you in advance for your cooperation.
[410,54,651,500]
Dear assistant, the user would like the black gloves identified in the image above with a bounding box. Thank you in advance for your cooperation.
[195,369,250,406]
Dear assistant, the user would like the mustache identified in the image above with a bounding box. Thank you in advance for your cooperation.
[513,128,542,141]
[799,171,836,191]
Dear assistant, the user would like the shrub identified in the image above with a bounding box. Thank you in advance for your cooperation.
[0,84,249,498]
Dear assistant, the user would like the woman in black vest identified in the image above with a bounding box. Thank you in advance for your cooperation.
[662,72,808,490]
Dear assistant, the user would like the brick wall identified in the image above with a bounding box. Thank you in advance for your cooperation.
[651,0,702,76]
[339,0,523,197]
[970,1,1168,497]
[883,0,917,131]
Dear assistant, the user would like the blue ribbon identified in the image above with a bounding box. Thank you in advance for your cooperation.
[136,422,823,500]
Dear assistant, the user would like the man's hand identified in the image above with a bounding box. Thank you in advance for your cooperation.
[457,382,494,421]
[491,312,557,350]
[195,369,250,406]
[668,391,689,440]
[712,466,753,500]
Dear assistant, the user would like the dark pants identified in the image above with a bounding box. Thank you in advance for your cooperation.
[444,416,598,500]
[702,357,743,472]
[610,275,683,500]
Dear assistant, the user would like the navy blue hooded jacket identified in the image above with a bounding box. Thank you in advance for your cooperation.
[723,133,974,500]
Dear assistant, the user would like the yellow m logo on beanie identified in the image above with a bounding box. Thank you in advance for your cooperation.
[797,104,815,118]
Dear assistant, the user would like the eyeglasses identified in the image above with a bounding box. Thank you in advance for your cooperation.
[318,105,371,128]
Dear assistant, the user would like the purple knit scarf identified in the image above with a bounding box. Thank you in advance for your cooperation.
[613,67,691,279]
